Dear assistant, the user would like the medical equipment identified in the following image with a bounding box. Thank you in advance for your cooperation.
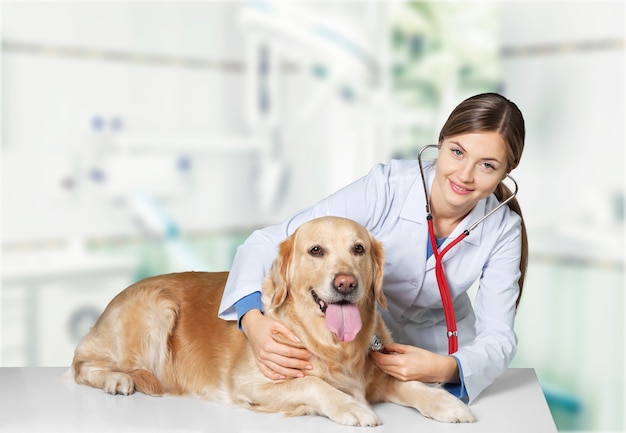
[417,144,519,354]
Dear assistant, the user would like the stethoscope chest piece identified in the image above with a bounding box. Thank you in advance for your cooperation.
[370,335,383,352]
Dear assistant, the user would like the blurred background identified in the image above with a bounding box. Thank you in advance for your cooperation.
[1,1,623,431]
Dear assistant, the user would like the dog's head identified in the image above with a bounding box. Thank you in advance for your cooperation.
[263,216,385,344]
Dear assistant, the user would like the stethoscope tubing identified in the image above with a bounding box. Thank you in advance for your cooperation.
[417,144,519,354]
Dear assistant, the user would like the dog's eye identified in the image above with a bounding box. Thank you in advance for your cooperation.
[354,243,365,256]
[309,246,324,257]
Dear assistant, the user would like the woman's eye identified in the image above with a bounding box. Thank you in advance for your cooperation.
[354,244,365,255]
[309,246,324,257]
[452,148,463,158]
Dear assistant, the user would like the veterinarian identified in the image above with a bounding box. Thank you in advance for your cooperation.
[218,92,527,404]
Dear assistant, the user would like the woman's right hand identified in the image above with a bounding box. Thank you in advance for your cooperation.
[240,309,313,380]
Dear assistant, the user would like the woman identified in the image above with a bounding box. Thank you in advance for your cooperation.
[218,92,528,404]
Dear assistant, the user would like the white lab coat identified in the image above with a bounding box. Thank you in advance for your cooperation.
[218,159,522,403]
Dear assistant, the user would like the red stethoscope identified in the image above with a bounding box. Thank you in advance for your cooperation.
[417,144,519,355]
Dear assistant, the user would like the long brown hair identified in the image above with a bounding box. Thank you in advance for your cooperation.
[438,93,527,308]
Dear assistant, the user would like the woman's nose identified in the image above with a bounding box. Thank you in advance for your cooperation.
[457,162,474,183]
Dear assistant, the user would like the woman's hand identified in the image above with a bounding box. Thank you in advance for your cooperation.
[241,309,313,380]
[370,343,459,384]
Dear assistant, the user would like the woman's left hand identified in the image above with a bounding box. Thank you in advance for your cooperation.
[370,342,460,384]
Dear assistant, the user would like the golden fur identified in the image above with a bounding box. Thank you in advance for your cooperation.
[70,216,474,426]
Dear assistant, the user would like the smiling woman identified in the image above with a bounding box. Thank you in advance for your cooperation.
[435,93,528,301]
[219,92,529,405]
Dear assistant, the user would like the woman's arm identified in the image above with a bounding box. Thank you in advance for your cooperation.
[371,343,460,383]
[453,210,523,403]
[217,162,393,378]
[218,161,392,320]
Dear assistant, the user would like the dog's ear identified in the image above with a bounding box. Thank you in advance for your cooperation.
[370,235,387,309]
[267,232,295,310]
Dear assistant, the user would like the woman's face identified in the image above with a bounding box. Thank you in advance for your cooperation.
[434,131,508,216]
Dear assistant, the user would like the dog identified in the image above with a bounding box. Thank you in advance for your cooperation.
[69,216,474,426]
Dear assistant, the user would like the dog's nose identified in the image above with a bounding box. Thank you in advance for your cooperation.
[333,274,357,294]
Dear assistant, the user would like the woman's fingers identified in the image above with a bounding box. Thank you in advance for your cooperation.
[242,310,313,380]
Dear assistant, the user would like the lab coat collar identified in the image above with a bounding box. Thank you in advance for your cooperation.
[398,161,433,225]
[449,200,485,247]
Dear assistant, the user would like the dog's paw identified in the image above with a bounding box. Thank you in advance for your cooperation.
[420,392,475,423]
[103,372,135,395]
[429,402,475,423]
[328,400,382,427]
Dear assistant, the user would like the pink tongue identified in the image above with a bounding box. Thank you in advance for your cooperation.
[325,304,362,342]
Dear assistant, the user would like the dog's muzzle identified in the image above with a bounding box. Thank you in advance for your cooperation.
[312,288,363,343]
[310,289,328,313]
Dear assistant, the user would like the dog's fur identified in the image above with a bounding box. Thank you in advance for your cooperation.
[70,216,474,426]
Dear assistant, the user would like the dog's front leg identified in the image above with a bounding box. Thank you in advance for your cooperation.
[384,379,475,423]
[237,376,382,427]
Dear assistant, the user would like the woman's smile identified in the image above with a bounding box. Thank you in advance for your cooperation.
[448,179,474,195]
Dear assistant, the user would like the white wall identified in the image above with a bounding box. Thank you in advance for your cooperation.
[1,0,387,366]
[2,2,256,244]
[499,2,624,431]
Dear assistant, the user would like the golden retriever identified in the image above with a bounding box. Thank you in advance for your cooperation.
[70,216,474,426]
